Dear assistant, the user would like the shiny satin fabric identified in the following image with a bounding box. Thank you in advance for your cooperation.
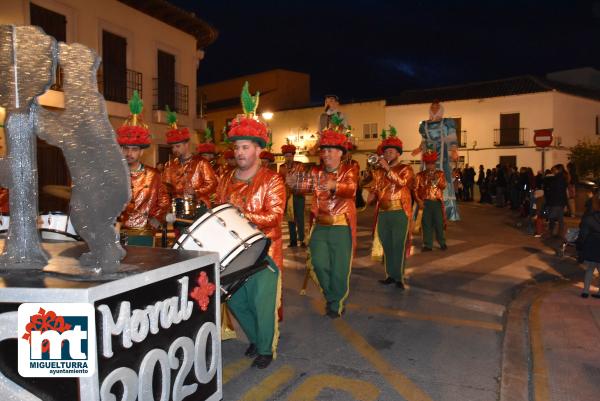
[372,162,415,218]
[0,188,8,214]
[215,164,235,183]
[163,155,217,208]
[215,167,286,268]
[415,170,447,203]
[278,161,306,196]
[297,164,358,250]
[345,159,360,182]
[120,165,170,229]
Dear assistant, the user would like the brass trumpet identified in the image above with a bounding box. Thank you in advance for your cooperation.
[367,153,384,167]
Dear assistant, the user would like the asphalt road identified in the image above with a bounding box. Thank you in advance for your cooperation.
[220,201,581,401]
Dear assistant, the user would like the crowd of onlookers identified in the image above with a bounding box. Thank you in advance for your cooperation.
[453,162,600,298]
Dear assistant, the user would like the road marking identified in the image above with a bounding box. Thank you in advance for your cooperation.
[222,357,252,384]
[407,286,506,317]
[408,243,514,273]
[333,318,434,401]
[287,374,380,401]
[346,303,503,332]
[239,365,296,401]
[530,294,550,401]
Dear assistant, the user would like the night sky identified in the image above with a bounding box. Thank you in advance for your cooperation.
[170,0,600,103]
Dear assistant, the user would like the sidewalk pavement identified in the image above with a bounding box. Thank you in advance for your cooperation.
[534,281,600,401]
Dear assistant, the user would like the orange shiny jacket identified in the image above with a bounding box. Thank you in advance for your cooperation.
[415,170,446,203]
[0,187,8,214]
[372,162,415,218]
[215,167,286,269]
[297,163,358,250]
[163,155,218,208]
[278,161,306,197]
[120,165,170,229]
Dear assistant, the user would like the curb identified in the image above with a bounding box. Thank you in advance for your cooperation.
[499,280,567,401]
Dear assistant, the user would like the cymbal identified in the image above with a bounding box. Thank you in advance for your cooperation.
[43,185,71,200]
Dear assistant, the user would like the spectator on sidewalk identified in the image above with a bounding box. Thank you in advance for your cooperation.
[544,165,568,239]
[463,164,476,201]
[495,164,507,207]
[567,161,578,217]
[577,195,600,298]
[477,165,486,203]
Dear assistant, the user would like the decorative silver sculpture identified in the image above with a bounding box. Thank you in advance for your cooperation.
[0,25,131,272]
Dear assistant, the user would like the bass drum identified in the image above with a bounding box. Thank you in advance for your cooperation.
[38,212,81,241]
[173,203,269,278]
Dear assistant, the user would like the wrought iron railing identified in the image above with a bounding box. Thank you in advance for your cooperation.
[96,68,143,103]
[493,128,525,146]
[153,79,189,115]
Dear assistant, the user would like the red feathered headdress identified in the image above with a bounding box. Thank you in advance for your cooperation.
[319,129,349,153]
[380,125,403,154]
[197,143,216,154]
[165,106,190,144]
[227,82,269,148]
[116,91,151,148]
[281,143,297,155]
[422,149,439,164]
[260,150,275,162]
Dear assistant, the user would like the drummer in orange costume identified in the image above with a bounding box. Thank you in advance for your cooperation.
[216,148,236,180]
[287,114,357,318]
[116,92,170,246]
[214,82,284,369]
[162,108,217,211]
[278,142,306,248]
[197,127,218,170]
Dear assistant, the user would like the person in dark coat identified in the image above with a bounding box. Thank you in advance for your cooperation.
[577,196,600,298]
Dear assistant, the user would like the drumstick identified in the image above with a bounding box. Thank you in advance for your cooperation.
[300,266,310,295]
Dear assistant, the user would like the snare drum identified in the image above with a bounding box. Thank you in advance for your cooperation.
[38,212,80,241]
[0,215,9,234]
[172,196,197,219]
[173,203,269,278]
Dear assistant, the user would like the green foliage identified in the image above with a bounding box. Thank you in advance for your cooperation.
[165,105,177,125]
[569,139,600,179]
[128,90,143,115]
[381,129,387,140]
[330,113,344,128]
[241,81,260,115]
[388,125,397,137]
[204,127,213,143]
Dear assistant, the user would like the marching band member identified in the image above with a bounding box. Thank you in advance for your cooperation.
[197,127,218,169]
[162,108,217,211]
[415,148,448,251]
[214,82,285,369]
[278,142,306,248]
[370,127,414,289]
[259,150,276,170]
[288,116,357,318]
[116,92,170,246]
[216,148,236,180]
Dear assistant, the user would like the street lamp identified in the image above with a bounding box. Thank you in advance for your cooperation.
[262,111,274,121]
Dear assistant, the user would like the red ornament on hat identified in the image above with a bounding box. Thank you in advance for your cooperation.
[227,82,269,148]
[197,127,216,154]
[165,106,190,144]
[223,149,235,159]
[422,149,439,163]
[380,125,403,154]
[116,91,151,148]
[260,150,275,162]
[281,143,297,155]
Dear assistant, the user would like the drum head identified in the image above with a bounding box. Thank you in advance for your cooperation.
[221,235,270,278]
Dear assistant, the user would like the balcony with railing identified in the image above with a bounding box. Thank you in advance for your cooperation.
[493,128,525,146]
[153,79,189,115]
[97,68,143,103]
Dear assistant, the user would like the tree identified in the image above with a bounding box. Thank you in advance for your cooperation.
[569,139,600,181]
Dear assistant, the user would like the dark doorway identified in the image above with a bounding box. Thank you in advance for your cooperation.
[37,139,70,213]
[499,155,517,169]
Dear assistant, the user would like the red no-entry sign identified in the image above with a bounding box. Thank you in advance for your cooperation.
[534,128,553,148]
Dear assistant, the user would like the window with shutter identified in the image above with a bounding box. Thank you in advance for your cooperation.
[102,31,127,103]
[157,50,175,110]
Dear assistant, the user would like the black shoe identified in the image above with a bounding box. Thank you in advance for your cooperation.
[440,245,448,250]
[592,294,600,299]
[288,243,297,248]
[422,247,433,252]
[300,241,307,248]
[244,344,258,358]
[396,282,405,290]
[378,277,396,285]
[326,310,340,319]
[581,293,590,298]
[252,354,273,369]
